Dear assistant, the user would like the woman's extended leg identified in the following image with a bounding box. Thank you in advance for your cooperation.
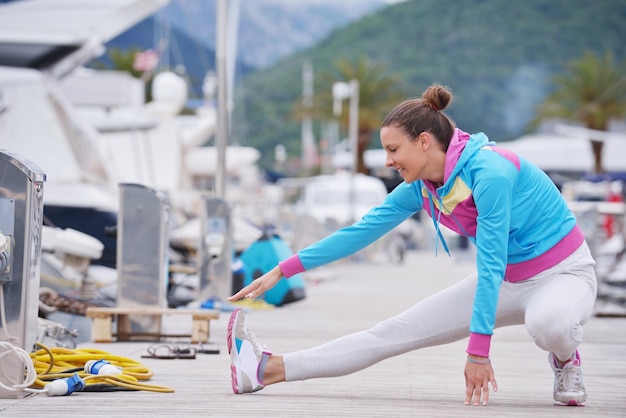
[282,273,481,381]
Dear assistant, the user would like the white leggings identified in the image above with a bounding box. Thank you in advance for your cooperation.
[283,242,598,381]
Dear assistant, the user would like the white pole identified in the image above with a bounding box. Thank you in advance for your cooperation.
[332,80,359,221]
[215,0,229,197]
[348,79,359,222]
[301,62,315,172]
[348,79,359,175]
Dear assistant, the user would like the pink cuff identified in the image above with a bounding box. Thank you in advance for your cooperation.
[466,332,492,358]
[278,254,305,278]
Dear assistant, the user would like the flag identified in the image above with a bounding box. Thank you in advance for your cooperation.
[132,49,159,72]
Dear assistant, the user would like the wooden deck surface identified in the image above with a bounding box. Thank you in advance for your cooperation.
[1,250,625,417]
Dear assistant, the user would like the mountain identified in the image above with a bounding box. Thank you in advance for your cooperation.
[159,0,393,69]
[94,0,392,96]
[232,0,626,169]
[5,0,621,173]
[0,0,391,71]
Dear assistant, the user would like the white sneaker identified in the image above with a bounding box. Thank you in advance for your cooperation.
[227,309,271,394]
[548,350,587,405]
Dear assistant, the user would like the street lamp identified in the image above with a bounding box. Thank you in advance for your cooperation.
[332,79,359,222]
[332,80,359,173]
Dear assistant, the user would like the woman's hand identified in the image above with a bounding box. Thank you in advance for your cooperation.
[228,265,284,301]
[464,355,498,405]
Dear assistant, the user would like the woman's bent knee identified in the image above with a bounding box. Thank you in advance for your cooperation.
[526,310,584,354]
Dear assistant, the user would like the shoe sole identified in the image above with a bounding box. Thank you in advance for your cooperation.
[555,396,586,406]
[227,309,243,394]
[555,401,585,407]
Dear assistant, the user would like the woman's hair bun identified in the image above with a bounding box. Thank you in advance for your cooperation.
[422,84,453,112]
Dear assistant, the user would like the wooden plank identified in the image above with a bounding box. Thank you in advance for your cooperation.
[84,307,220,343]
[85,307,219,319]
[90,315,113,343]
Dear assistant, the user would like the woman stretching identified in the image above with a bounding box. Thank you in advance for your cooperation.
[227,83,597,406]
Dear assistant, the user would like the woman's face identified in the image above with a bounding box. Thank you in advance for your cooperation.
[381,125,427,184]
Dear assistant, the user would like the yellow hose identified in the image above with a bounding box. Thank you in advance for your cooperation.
[31,343,174,393]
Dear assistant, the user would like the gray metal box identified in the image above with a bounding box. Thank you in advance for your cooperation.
[116,183,170,338]
[0,150,45,399]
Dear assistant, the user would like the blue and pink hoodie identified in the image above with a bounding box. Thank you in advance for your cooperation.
[279,128,584,357]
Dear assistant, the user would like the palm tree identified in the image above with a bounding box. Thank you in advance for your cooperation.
[293,57,404,174]
[534,51,626,173]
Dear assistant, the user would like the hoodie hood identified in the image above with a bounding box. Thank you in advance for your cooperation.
[443,129,494,185]
[422,128,494,256]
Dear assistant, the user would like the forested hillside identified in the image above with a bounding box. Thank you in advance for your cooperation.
[96,0,387,96]
[233,0,626,170]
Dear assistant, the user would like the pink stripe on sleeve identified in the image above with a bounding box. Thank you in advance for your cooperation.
[278,254,305,278]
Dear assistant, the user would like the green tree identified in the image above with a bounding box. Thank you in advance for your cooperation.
[91,47,142,77]
[534,51,626,173]
[293,57,404,174]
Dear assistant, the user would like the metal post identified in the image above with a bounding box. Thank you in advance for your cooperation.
[333,80,359,222]
[116,183,170,337]
[301,62,316,172]
[197,196,232,303]
[348,80,359,222]
[215,0,229,197]
[348,79,359,176]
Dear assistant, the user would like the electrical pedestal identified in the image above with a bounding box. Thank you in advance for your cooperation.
[197,195,232,304]
[116,183,170,338]
[0,151,46,399]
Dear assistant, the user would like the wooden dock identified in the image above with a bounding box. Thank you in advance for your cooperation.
[1,250,625,417]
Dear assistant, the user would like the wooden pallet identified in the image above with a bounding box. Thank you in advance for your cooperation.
[85,306,220,343]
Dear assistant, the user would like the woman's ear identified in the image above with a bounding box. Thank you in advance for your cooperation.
[418,132,431,150]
